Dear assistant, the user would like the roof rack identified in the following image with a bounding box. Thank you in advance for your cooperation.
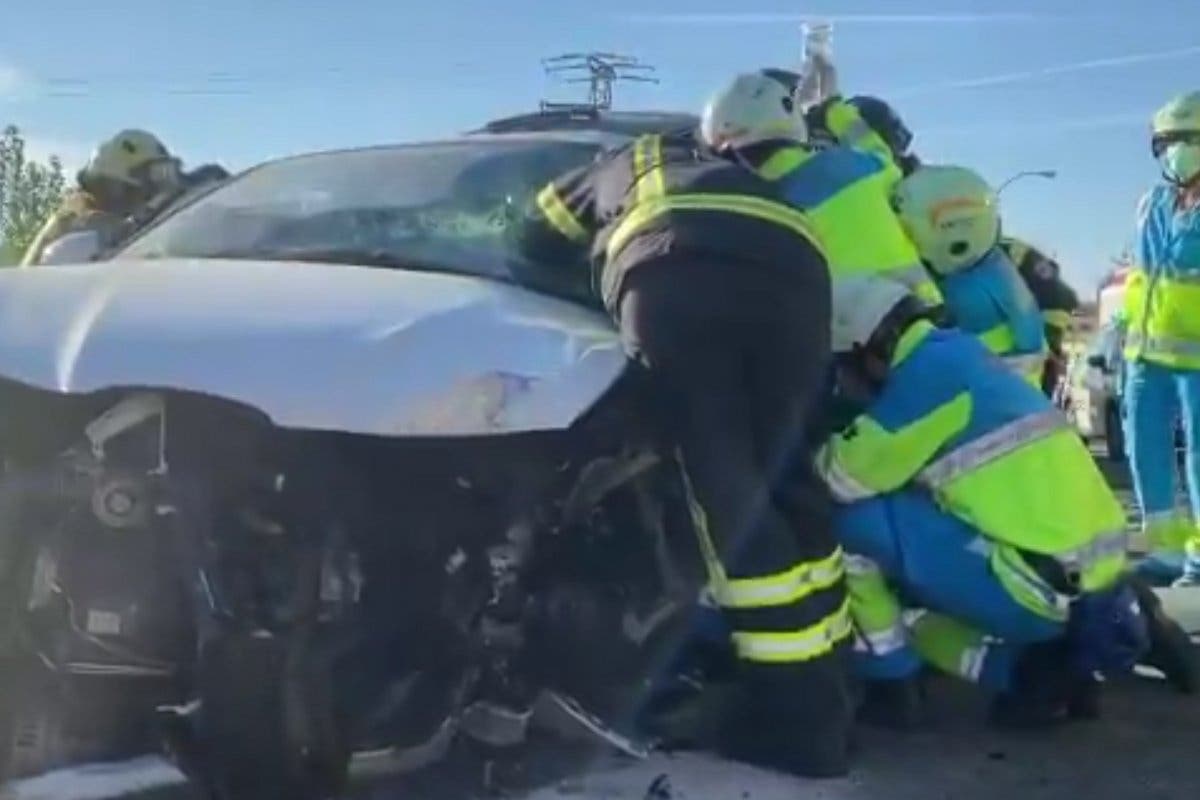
[477,108,698,136]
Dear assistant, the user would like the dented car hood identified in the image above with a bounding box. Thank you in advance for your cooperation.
[0,259,626,437]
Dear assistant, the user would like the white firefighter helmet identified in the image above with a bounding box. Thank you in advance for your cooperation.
[81,129,175,187]
[892,164,1000,276]
[830,276,913,354]
[700,70,807,152]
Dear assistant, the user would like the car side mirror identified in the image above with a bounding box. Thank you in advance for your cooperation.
[38,230,103,265]
[1086,354,1109,371]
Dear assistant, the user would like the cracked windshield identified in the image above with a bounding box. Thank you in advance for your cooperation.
[1,2,1198,799]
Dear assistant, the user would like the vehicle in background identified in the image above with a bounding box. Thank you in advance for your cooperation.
[1097,264,1130,329]
[1081,320,1128,460]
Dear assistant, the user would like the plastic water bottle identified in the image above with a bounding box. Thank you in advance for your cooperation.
[801,21,834,98]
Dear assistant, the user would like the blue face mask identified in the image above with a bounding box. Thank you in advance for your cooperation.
[1160,142,1200,185]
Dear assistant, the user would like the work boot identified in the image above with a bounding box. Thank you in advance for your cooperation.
[1129,576,1200,694]
[857,677,926,731]
[987,641,1073,730]
[717,660,852,778]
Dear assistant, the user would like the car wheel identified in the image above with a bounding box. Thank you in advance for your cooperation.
[1106,402,1126,462]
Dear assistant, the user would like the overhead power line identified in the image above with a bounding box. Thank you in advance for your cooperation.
[539,53,658,111]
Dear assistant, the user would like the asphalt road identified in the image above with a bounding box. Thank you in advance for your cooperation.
[8,449,1200,800]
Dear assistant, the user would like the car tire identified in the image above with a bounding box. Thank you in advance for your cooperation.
[1106,402,1126,462]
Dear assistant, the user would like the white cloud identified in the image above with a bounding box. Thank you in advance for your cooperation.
[889,45,1200,98]
[617,11,1046,25]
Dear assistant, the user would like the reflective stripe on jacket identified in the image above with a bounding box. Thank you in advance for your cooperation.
[525,132,828,312]
[816,321,1127,594]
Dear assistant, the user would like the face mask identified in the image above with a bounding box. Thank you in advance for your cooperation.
[1160,142,1200,185]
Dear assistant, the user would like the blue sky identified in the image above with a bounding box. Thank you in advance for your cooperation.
[1,0,1196,292]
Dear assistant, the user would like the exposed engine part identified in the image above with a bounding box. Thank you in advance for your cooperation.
[90,473,152,530]
[83,393,167,471]
[531,691,651,759]
[349,718,458,780]
[460,701,532,748]
[560,449,660,526]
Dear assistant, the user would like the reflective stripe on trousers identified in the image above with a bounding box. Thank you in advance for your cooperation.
[845,554,908,656]
[731,599,854,663]
[677,452,851,664]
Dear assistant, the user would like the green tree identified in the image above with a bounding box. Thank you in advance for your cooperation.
[0,125,66,264]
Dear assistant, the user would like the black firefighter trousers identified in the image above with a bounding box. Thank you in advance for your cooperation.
[618,255,853,777]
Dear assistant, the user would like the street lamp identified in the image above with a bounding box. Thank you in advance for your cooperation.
[996,169,1058,196]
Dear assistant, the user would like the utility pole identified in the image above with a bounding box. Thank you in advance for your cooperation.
[539,53,658,111]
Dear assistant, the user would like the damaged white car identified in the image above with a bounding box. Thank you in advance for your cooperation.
[0,133,712,799]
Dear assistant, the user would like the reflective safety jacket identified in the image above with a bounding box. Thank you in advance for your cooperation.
[999,237,1079,354]
[752,144,943,308]
[521,131,827,313]
[938,247,1047,384]
[816,321,1127,606]
[19,190,127,267]
[1123,185,1200,369]
[810,98,902,173]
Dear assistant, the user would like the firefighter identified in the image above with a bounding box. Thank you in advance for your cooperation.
[516,129,854,777]
[819,275,1156,728]
[1124,90,1200,585]
[999,237,1081,396]
[20,130,225,266]
[699,70,943,311]
[892,164,1047,385]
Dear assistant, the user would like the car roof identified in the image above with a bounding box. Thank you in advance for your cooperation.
[474,108,700,138]
[185,113,701,187]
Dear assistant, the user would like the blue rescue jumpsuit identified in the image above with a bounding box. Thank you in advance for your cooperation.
[938,247,1047,385]
[1123,185,1200,581]
[817,322,1131,691]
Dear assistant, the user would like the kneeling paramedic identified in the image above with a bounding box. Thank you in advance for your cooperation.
[999,237,1080,396]
[817,276,1149,728]
[516,129,854,777]
[698,69,943,311]
[892,164,1047,385]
